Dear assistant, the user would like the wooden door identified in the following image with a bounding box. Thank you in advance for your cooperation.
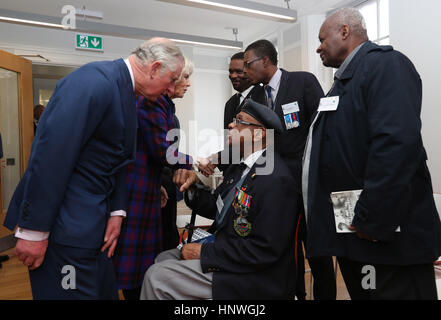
[0,50,33,237]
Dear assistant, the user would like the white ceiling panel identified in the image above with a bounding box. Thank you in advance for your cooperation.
[0,0,353,43]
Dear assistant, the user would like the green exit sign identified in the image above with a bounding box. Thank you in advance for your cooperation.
[76,34,103,51]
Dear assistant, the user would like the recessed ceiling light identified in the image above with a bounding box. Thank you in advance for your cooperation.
[159,0,297,22]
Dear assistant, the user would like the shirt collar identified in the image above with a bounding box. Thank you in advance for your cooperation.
[334,42,366,80]
[239,85,253,98]
[242,149,266,169]
[267,68,282,91]
[124,58,135,92]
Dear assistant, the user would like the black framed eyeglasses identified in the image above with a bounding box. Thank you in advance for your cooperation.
[232,117,263,128]
[243,57,263,69]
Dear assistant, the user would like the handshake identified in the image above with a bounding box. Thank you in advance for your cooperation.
[194,154,219,177]
[172,155,218,192]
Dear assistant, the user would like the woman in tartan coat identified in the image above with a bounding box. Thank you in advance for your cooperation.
[113,59,193,299]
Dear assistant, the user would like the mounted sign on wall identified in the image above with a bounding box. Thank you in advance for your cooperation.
[75,33,103,51]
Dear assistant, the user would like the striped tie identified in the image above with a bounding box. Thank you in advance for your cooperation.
[265,85,275,111]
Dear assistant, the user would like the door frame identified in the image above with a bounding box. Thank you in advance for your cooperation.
[0,50,33,233]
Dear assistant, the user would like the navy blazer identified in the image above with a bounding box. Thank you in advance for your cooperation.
[273,69,324,185]
[4,59,137,249]
[186,151,298,299]
[305,41,441,265]
[218,71,323,181]
[223,85,265,129]
[218,85,265,173]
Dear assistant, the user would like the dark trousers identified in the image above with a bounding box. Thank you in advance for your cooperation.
[161,198,180,251]
[296,211,337,300]
[337,257,438,300]
[161,167,180,251]
[296,249,337,300]
[29,241,118,300]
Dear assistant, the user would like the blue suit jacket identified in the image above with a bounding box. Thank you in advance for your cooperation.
[4,59,137,249]
[305,41,441,265]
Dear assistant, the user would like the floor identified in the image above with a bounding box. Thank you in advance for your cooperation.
[0,248,33,300]
[0,246,352,300]
[2,245,441,300]
[0,201,438,300]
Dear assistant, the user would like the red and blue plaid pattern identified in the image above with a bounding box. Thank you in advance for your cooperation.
[113,95,192,290]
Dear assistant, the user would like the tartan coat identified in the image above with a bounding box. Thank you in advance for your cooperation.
[113,94,192,289]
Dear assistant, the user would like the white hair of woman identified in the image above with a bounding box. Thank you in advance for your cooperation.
[132,37,184,74]
[178,56,194,81]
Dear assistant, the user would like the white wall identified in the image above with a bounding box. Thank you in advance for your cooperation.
[244,15,332,93]
[298,14,333,93]
[0,22,137,66]
[389,0,441,193]
[174,48,231,159]
[0,21,233,161]
[191,68,230,158]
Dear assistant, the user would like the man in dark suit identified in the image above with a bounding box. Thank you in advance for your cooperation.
[141,100,298,300]
[198,52,265,176]
[223,52,264,129]
[243,39,336,300]
[305,8,441,299]
[3,38,184,299]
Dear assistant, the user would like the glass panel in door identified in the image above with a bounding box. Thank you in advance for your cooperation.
[0,68,20,215]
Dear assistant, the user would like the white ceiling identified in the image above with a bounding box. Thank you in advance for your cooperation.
[0,0,353,43]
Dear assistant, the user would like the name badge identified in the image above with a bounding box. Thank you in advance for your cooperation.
[216,195,224,214]
[282,102,300,130]
[318,96,339,112]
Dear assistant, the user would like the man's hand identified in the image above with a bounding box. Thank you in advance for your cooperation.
[197,157,218,177]
[101,216,123,258]
[348,225,377,242]
[160,186,169,208]
[173,169,199,192]
[180,243,202,260]
[15,238,48,270]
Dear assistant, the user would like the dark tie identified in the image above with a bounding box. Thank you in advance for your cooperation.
[216,163,247,225]
[236,92,243,112]
[265,85,275,110]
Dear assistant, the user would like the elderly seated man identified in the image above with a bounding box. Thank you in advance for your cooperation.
[140,99,300,300]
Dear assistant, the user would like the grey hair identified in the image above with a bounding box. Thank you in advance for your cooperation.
[329,7,368,40]
[132,38,184,74]
[178,56,194,81]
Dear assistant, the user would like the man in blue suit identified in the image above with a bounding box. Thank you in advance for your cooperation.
[3,38,184,299]
[304,8,441,299]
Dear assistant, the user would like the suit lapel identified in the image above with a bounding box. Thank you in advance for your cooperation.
[273,69,288,119]
[215,153,265,231]
[232,93,241,114]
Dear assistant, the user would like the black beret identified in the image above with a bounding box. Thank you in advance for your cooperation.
[241,99,284,133]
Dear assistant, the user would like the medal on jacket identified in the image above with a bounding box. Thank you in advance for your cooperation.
[282,102,300,130]
[232,188,252,237]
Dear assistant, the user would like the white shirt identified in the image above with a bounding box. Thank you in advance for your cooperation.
[241,149,266,178]
[266,68,282,102]
[238,86,253,105]
[16,58,135,241]
[124,58,135,92]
